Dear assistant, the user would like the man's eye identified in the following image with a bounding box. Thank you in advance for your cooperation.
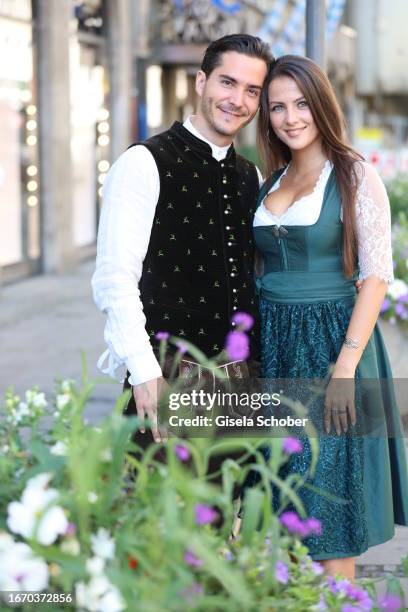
[222,79,232,86]
[248,89,259,97]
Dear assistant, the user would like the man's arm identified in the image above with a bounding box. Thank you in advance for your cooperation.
[91,145,162,386]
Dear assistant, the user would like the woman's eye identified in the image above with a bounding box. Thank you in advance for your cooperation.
[298,100,308,108]
[270,105,283,112]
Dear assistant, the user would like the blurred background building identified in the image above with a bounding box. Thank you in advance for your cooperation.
[1,0,408,284]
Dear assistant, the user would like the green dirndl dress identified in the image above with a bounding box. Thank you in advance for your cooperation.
[252,168,408,560]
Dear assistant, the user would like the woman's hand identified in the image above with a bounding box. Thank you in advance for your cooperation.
[324,364,356,435]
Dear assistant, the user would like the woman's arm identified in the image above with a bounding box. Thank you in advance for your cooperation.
[333,161,393,377]
[325,163,393,434]
[333,276,387,376]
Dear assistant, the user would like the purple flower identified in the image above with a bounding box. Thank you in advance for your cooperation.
[155,331,170,341]
[342,583,372,610]
[377,594,403,612]
[194,503,218,525]
[282,437,303,454]
[175,444,190,462]
[279,511,322,538]
[341,606,358,612]
[311,561,324,576]
[380,298,391,314]
[279,511,305,535]
[225,331,249,361]
[184,549,203,568]
[179,582,204,603]
[275,560,289,584]
[326,575,341,594]
[400,293,408,304]
[304,517,322,536]
[231,311,254,331]
[395,302,408,319]
[176,340,188,354]
[317,594,328,611]
[64,522,77,537]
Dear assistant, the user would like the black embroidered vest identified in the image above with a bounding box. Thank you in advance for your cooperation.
[134,121,260,359]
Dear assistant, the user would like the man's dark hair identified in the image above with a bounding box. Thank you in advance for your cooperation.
[201,33,273,76]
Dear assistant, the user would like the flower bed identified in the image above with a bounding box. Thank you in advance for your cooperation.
[0,375,406,611]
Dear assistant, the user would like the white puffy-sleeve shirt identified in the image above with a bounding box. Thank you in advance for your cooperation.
[253,160,394,284]
[92,117,262,387]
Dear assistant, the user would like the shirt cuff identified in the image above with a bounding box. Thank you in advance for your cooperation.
[126,351,163,386]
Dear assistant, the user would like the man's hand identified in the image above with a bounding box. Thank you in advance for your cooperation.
[132,377,169,443]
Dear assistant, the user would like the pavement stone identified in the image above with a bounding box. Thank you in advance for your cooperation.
[1,259,408,578]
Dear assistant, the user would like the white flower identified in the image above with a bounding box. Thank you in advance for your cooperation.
[61,379,74,393]
[86,556,105,575]
[88,492,98,504]
[0,540,49,591]
[0,531,14,552]
[388,279,408,300]
[12,402,30,423]
[60,538,80,556]
[7,473,68,546]
[50,441,67,456]
[25,390,47,409]
[100,449,112,462]
[56,394,70,410]
[90,528,115,560]
[75,575,125,612]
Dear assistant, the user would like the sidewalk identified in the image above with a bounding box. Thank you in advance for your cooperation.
[1,260,407,583]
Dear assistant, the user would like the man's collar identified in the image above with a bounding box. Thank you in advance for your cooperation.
[183,116,232,161]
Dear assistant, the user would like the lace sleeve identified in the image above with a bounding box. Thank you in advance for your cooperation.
[355,162,394,284]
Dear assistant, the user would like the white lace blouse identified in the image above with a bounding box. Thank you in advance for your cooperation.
[253,160,394,284]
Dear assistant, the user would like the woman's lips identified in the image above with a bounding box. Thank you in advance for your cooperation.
[284,127,306,137]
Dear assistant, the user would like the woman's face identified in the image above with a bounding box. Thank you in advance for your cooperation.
[267,75,320,151]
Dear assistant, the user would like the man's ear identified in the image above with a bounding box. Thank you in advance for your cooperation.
[195,70,207,97]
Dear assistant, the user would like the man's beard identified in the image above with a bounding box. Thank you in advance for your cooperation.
[201,95,253,137]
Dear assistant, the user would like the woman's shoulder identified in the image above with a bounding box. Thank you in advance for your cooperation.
[352,160,388,203]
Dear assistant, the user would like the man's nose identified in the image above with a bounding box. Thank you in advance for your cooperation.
[229,87,245,108]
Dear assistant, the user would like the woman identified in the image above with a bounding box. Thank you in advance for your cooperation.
[253,55,408,579]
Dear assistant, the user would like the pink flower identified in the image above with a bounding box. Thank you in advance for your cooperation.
[194,504,218,525]
[155,331,170,341]
[225,331,249,361]
[231,311,254,331]
[184,549,203,568]
[282,437,303,454]
[175,444,190,462]
[275,560,289,584]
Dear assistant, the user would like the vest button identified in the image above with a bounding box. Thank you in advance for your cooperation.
[223,194,228,199]
[230,272,235,277]
[233,288,237,293]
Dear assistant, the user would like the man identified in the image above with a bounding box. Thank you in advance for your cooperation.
[92,34,273,446]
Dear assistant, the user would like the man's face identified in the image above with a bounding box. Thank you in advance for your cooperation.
[195,51,268,139]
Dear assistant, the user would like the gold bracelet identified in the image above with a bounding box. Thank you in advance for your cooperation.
[343,337,359,349]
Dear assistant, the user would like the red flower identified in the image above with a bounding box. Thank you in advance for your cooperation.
[128,555,138,570]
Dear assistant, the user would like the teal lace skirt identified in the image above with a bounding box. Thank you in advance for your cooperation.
[251,296,408,560]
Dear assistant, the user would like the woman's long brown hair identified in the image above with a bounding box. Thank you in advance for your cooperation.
[257,55,364,278]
